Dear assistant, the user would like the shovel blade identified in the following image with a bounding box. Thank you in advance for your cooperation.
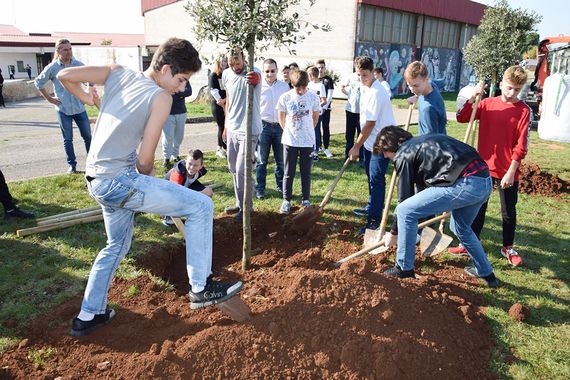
[420,227,453,257]
[215,296,251,323]
[363,229,388,254]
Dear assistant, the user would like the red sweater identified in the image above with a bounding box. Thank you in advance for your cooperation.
[457,97,530,181]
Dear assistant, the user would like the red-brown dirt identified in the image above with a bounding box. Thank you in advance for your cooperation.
[0,213,496,379]
[518,162,569,197]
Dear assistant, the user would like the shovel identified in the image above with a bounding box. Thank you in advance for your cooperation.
[363,104,414,249]
[335,213,450,267]
[170,219,251,322]
[290,157,351,231]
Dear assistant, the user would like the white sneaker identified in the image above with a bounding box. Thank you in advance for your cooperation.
[216,147,226,158]
[279,200,291,214]
[324,149,333,158]
[301,200,311,208]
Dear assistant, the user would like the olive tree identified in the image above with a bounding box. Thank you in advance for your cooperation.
[463,0,541,95]
[187,0,330,270]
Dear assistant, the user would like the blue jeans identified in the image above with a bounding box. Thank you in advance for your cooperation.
[395,175,493,276]
[56,111,91,167]
[364,148,390,224]
[82,168,213,314]
[161,113,186,160]
[314,114,323,151]
[256,121,284,193]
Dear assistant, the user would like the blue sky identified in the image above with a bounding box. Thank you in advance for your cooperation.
[473,0,569,39]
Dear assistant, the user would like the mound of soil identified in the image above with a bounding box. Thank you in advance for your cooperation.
[0,213,496,379]
[519,162,569,197]
[508,303,530,322]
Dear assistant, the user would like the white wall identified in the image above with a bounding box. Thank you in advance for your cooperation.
[74,47,142,72]
[143,0,358,98]
[0,52,39,79]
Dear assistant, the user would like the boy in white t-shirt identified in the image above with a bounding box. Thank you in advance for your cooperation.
[276,69,320,214]
[349,56,396,235]
[307,66,327,160]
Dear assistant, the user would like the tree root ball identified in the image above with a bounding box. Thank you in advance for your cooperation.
[508,303,530,322]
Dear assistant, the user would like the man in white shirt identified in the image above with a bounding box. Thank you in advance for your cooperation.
[255,58,290,199]
[222,48,262,222]
[349,56,396,235]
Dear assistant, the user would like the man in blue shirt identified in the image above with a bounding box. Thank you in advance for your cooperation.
[405,61,447,135]
[35,38,92,173]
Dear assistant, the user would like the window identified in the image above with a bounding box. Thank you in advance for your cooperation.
[17,61,25,72]
[359,5,417,44]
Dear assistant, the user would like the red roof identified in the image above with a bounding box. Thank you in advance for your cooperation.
[359,0,486,26]
[141,0,178,15]
[0,25,143,48]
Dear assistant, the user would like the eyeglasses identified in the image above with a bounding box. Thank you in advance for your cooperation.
[264,70,276,73]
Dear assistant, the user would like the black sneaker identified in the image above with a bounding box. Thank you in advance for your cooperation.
[358,221,379,236]
[67,165,77,174]
[224,205,240,214]
[69,309,116,337]
[163,159,172,169]
[162,216,174,226]
[383,264,416,279]
[189,280,243,309]
[353,207,369,218]
[464,266,500,288]
[255,189,265,200]
[5,207,35,219]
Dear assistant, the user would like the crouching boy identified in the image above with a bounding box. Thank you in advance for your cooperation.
[376,126,499,288]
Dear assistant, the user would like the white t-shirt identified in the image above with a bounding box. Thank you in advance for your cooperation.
[260,79,290,123]
[344,72,361,113]
[360,80,396,151]
[380,80,392,99]
[308,81,326,114]
[276,89,320,148]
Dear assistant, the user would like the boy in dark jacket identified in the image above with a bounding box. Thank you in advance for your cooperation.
[163,149,212,225]
[376,126,498,288]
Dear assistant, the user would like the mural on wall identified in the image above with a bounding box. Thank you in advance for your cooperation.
[420,47,461,92]
[459,60,476,88]
[355,42,416,96]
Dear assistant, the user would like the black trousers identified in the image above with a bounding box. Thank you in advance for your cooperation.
[321,109,331,149]
[0,84,5,107]
[283,145,313,202]
[471,178,518,247]
[344,110,363,159]
[211,102,226,149]
[0,169,16,212]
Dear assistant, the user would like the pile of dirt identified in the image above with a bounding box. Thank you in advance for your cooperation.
[0,213,496,379]
[519,162,569,197]
[508,303,530,322]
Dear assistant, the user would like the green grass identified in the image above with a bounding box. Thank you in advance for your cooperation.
[1,124,569,379]
[86,101,212,119]
[392,91,459,112]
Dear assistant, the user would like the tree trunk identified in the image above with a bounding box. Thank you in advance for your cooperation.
[489,71,497,99]
[242,43,255,271]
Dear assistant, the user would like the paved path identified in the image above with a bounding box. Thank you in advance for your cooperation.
[0,97,455,183]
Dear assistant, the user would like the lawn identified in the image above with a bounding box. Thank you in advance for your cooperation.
[392,91,460,112]
[86,100,212,119]
[0,122,568,379]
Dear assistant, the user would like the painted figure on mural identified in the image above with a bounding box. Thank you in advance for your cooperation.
[387,50,403,95]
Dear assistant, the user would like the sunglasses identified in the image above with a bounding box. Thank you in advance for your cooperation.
[264,70,276,73]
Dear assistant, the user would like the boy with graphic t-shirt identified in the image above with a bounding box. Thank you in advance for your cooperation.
[450,65,530,267]
[276,69,320,215]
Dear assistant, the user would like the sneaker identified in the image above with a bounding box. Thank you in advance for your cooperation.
[383,264,416,279]
[69,309,116,337]
[279,200,291,215]
[352,207,369,218]
[301,200,311,208]
[448,244,469,257]
[233,210,243,223]
[464,266,500,288]
[189,280,243,309]
[5,207,35,219]
[311,152,319,162]
[224,205,240,214]
[175,156,182,163]
[255,189,265,200]
[501,246,522,267]
[216,147,226,158]
[163,159,172,169]
[162,216,174,226]
[323,149,333,158]
[67,165,77,174]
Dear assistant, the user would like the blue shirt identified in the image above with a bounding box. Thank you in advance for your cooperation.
[417,82,447,135]
[34,57,86,116]
[170,82,192,115]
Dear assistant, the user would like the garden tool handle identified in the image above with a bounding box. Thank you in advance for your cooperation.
[319,158,352,208]
[463,94,481,144]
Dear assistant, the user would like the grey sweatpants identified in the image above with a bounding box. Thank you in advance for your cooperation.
[227,132,259,212]
[283,144,313,202]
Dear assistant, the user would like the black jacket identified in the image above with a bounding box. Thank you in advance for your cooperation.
[391,134,485,231]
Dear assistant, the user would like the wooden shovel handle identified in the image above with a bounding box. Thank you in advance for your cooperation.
[378,104,415,234]
[463,94,481,144]
[319,158,352,208]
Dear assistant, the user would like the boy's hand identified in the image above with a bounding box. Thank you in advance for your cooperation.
[471,81,486,102]
[245,71,260,86]
[500,170,516,189]
[216,98,226,106]
[407,95,417,105]
[90,86,101,109]
[383,232,397,247]
[202,187,214,197]
[48,96,62,106]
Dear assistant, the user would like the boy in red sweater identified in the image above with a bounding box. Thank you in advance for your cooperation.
[450,65,530,266]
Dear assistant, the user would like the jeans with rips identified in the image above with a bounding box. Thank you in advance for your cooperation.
[81,168,214,314]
